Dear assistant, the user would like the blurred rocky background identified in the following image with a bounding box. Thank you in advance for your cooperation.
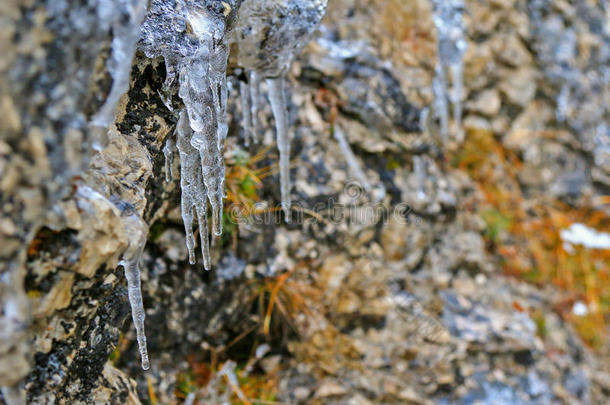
[1,0,609,404]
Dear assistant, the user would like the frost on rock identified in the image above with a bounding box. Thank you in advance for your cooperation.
[92,0,148,128]
[432,0,467,143]
[119,215,150,370]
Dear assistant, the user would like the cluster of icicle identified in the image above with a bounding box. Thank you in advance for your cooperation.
[142,0,327,279]
[90,0,326,371]
[431,0,467,143]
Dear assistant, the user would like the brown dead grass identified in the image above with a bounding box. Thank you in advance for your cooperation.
[452,128,610,347]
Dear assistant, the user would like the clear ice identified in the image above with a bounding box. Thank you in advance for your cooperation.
[141,1,231,262]
[122,0,328,370]
[431,0,467,143]
[432,64,450,143]
[175,110,212,270]
[267,76,292,219]
[178,43,226,238]
[233,0,329,220]
[163,134,175,183]
[239,70,262,146]
[119,215,150,370]
[89,0,152,373]
[333,124,372,193]
[413,155,428,201]
[248,71,262,144]
[240,80,252,146]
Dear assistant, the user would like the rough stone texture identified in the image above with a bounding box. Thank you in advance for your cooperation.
[0,0,117,390]
[1,0,609,404]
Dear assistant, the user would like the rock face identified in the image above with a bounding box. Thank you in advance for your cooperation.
[0,0,120,391]
[1,0,609,404]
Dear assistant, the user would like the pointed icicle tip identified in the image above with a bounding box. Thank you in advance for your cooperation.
[120,215,150,371]
[266,75,292,222]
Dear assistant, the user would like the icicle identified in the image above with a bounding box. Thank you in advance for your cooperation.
[333,124,372,193]
[178,67,224,238]
[432,0,467,143]
[184,392,196,405]
[556,84,570,122]
[266,76,292,220]
[432,63,449,143]
[209,41,230,152]
[196,203,211,271]
[449,61,464,142]
[175,110,212,270]
[239,79,251,145]
[249,71,262,144]
[217,361,249,404]
[163,135,175,183]
[194,119,225,237]
[91,0,147,128]
[119,215,150,370]
[159,57,178,112]
[420,107,430,137]
[176,5,226,238]
[413,156,428,201]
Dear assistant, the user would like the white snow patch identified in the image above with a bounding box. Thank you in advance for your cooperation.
[560,223,610,251]
[572,301,588,317]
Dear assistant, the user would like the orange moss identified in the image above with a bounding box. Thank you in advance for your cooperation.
[452,129,610,347]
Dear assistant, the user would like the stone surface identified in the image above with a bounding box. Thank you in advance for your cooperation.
[1,0,609,404]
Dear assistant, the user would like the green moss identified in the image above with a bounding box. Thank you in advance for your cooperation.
[481,208,512,244]
[533,313,547,339]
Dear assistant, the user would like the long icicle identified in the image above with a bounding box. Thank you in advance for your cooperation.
[163,135,175,183]
[432,0,467,143]
[119,215,150,370]
[195,202,211,270]
[210,42,229,153]
[178,45,224,237]
[193,104,224,237]
[449,62,464,142]
[433,63,449,143]
[266,75,292,221]
[240,80,252,146]
[249,71,262,144]
[413,155,428,201]
[333,124,372,193]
